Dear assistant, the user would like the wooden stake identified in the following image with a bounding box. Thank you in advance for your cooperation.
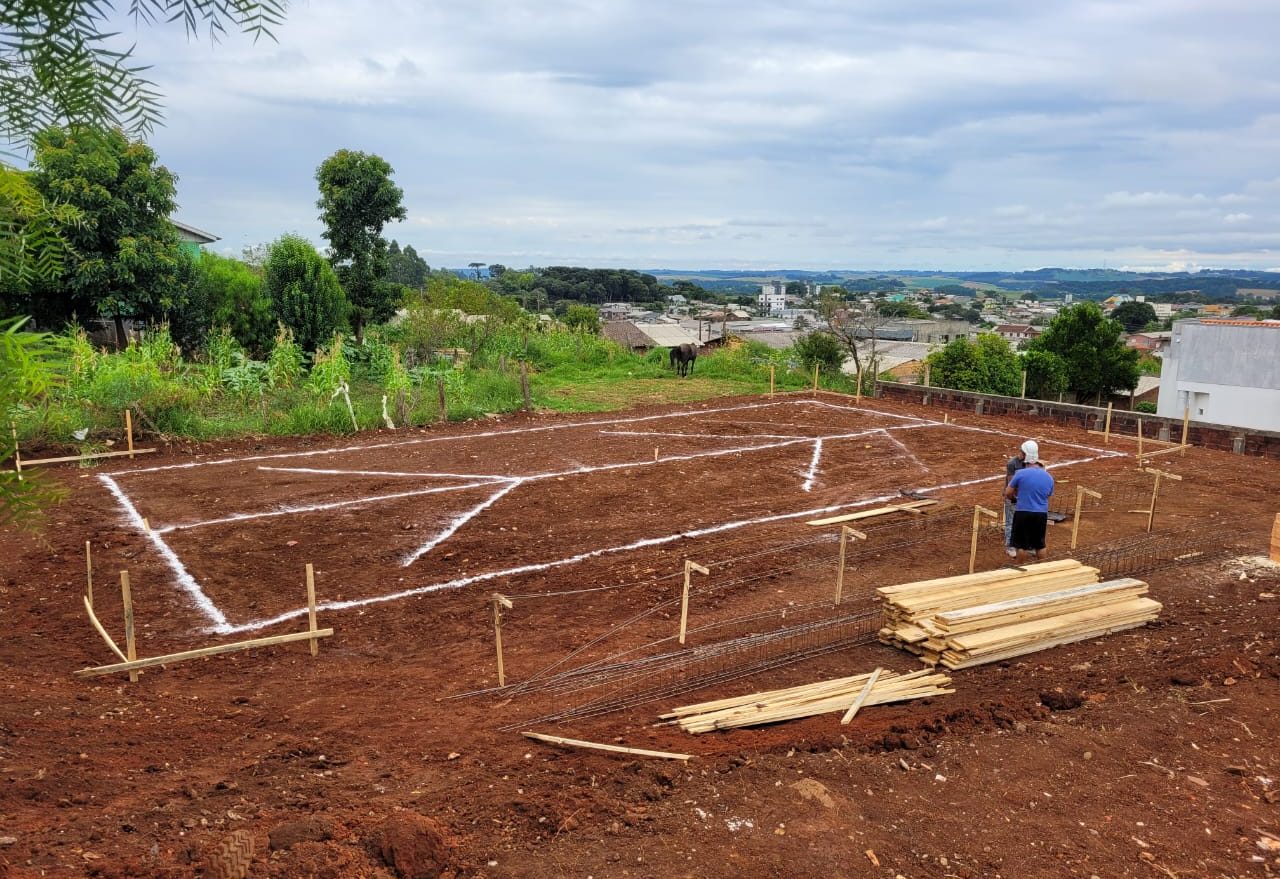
[9,422,21,482]
[969,505,998,574]
[1180,406,1190,456]
[1143,467,1183,533]
[1070,486,1102,550]
[855,368,862,404]
[840,667,882,724]
[1020,369,1027,399]
[654,447,659,462]
[120,571,138,683]
[85,541,93,607]
[1270,513,1280,564]
[124,409,134,459]
[305,563,318,656]
[520,361,532,411]
[492,593,513,686]
[1136,418,1144,467]
[834,525,867,605]
[436,376,447,424]
[812,362,820,395]
[1104,402,1113,444]
[523,731,692,761]
[769,363,775,397]
[679,561,710,645]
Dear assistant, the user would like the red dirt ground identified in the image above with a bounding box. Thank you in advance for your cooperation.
[1,392,1277,878]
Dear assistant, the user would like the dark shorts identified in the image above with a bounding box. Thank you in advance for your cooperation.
[1010,511,1048,551]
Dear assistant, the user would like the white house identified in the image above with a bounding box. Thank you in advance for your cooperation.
[1156,319,1280,432]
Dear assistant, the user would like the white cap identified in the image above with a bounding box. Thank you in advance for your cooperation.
[1021,440,1040,464]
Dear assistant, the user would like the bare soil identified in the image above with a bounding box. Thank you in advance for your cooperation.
[1,392,1277,879]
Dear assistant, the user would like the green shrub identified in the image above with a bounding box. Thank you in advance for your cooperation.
[1135,401,1157,413]
[265,234,349,351]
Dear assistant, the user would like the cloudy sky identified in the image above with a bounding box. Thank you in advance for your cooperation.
[129,0,1280,271]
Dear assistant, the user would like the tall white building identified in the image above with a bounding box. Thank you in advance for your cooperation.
[1156,319,1280,432]
[758,280,786,315]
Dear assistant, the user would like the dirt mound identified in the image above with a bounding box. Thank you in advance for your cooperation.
[376,813,459,879]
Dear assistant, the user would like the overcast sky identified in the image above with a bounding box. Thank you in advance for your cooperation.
[129,0,1280,272]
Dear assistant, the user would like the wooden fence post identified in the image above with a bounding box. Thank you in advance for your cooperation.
[305,563,319,656]
[85,541,93,608]
[1143,467,1183,533]
[9,422,21,482]
[1104,402,1113,445]
[834,525,867,605]
[679,561,710,645]
[120,571,138,683]
[969,506,998,574]
[1070,486,1102,549]
[1136,418,1144,468]
[124,409,134,459]
[492,593,513,686]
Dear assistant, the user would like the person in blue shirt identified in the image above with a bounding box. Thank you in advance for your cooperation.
[1002,440,1030,557]
[1003,440,1054,561]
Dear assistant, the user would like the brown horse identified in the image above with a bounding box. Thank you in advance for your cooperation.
[669,343,698,377]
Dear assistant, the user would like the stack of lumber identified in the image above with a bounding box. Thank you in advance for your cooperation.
[877,560,1161,669]
[661,668,952,733]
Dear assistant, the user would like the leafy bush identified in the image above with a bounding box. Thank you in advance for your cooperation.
[265,234,349,351]
[1135,401,1157,413]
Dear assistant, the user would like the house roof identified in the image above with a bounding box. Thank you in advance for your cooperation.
[602,321,701,349]
[171,219,219,244]
[1135,375,1161,396]
[1198,319,1280,328]
[993,323,1037,334]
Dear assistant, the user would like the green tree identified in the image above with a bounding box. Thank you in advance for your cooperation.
[169,251,274,356]
[386,240,429,288]
[317,150,406,342]
[563,304,601,334]
[264,234,348,352]
[28,125,181,348]
[925,334,1021,395]
[1025,302,1139,404]
[1020,348,1069,399]
[1111,301,1158,333]
[793,331,845,373]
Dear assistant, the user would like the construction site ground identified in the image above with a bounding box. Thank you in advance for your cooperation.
[1,392,1277,879]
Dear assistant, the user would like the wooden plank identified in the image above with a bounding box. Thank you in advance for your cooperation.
[1181,406,1190,455]
[124,409,134,459]
[941,616,1157,668]
[840,667,882,724]
[1271,513,1280,564]
[1088,430,1178,447]
[877,559,1084,596]
[1103,402,1112,444]
[83,595,128,662]
[524,731,692,761]
[935,578,1148,625]
[74,628,335,677]
[492,592,511,686]
[807,499,936,526]
[85,541,93,608]
[20,447,157,467]
[948,598,1162,651]
[678,561,709,645]
[1137,443,1190,459]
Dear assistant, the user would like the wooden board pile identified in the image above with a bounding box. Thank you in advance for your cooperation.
[661,668,952,733]
[877,559,1161,669]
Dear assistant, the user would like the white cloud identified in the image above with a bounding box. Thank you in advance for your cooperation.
[98,0,1280,269]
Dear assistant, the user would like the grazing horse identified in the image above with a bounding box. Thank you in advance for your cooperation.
[669,343,698,377]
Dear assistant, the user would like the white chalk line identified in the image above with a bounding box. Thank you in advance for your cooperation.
[219,451,1113,634]
[156,481,506,534]
[877,429,931,473]
[106,399,819,476]
[401,480,524,566]
[599,429,809,441]
[801,439,823,492]
[258,465,511,481]
[98,474,231,632]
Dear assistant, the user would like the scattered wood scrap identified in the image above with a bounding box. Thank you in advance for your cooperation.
[522,732,692,761]
[660,668,952,733]
[806,499,937,527]
[877,560,1161,669]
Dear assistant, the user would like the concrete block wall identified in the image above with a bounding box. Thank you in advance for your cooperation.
[877,382,1280,459]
